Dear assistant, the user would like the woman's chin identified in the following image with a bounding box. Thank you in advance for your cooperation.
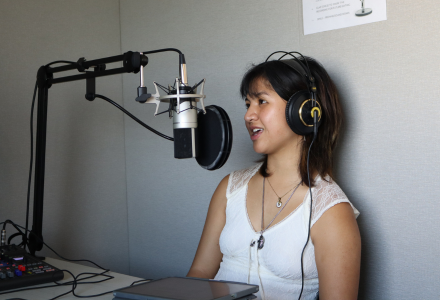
[252,144,270,155]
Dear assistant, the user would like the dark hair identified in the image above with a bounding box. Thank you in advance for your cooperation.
[240,58,343,187]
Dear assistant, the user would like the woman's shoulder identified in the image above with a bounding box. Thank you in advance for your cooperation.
[308,175,360,226]
[226,162,263,197]
[313,175,348,203]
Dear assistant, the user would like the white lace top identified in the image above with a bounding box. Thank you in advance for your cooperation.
[214,163,360,300]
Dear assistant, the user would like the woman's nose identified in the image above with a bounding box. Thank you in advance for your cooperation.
[245,105,258,122]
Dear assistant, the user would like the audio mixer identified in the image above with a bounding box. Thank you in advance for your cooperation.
[0,244,64,291]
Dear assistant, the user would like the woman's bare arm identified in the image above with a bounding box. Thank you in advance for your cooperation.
[187,175,229,279]
[311,202,361,300]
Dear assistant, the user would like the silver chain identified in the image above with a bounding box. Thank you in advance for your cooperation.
[257,178,302,250]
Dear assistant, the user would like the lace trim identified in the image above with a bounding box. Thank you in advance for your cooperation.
[226,163,263,198]
[227,164,359,229]
[302,176,360,230]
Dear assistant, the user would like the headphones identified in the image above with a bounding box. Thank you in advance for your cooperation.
[265,51,323,136]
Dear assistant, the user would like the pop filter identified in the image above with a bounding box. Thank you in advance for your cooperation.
[196,105,233,170]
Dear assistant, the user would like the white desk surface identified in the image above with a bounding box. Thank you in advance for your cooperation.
[0,257,144,300]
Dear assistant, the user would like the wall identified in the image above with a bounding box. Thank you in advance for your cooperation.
[0,0,129,273]
[120,1,440,299]
[299,2,440,298]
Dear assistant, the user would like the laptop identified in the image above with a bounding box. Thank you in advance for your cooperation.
[113,277,258,300]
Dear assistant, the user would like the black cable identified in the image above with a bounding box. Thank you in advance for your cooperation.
[0,224,113,298]
[6,221,116,276]
[7,232,22,245]
[0,221,148,299]
[142,48,182,56]
[298,135,316,300]
[2,220,25,238]
[0,268,113,298]
[13,222,107,270]
[45,61,76,67]
[298,110,319,300]
[49,269,78,300]
[24,81,38,252]
[2,221,25,246]
[53,271,115,299]
[94,94,174,141]
[61,271,111,285]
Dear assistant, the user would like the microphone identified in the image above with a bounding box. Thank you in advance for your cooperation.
[172,56,198,159]
[172,87,199,159]
[136,53,233,170]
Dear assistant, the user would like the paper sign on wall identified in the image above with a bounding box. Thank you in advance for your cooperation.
[303,0,387,35]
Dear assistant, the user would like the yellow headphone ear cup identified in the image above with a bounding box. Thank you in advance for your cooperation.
[286,91,322,135]
[310,107,321,118]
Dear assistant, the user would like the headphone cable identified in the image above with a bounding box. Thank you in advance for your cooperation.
[298,109,319,300]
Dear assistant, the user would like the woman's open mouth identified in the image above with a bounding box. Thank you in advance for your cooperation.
[251,128,264,141]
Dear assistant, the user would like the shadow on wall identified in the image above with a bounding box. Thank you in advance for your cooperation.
[333,95,391,300]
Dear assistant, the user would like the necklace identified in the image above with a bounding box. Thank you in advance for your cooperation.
[266,177,298,208]
[256,178,302,250]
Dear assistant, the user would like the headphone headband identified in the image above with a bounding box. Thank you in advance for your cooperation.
[266,51,317,94]
[280,59,307,77]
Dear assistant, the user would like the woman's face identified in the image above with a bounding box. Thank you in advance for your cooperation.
[244,78,299,155]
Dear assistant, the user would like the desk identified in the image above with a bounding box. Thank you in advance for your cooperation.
[0,257,143,300]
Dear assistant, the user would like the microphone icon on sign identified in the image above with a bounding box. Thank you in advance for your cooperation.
[355,0,373,16]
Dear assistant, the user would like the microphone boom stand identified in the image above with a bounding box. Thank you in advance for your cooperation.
[28,49,183,256]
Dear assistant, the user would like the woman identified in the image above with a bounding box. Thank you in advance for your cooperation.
[187,54,361,300]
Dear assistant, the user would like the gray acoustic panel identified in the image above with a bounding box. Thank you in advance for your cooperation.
[299,1,440,299]
[0,0,130,274]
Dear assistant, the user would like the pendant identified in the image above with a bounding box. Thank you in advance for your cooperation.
[257,234,265,250]
[276,198,282,208]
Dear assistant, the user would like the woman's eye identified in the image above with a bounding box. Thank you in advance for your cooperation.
[245,103,250,109]
[259,99,267,105]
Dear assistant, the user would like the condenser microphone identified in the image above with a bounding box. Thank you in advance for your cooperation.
[171,57,199,159]
[138,52,233,170]
[173,97,233,170]
[172,86,199,159]
[171,88,233,170]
